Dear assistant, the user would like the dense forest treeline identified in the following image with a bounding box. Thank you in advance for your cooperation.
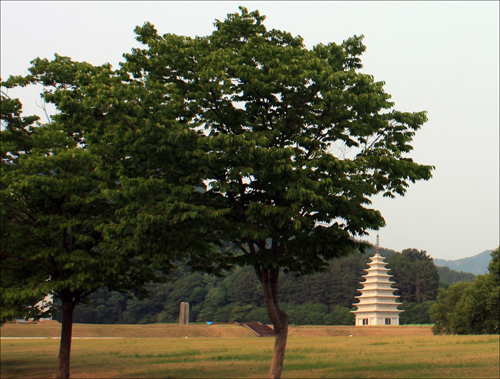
[56,247,475,326]
[436,266,475,287]
[431,248,499,335]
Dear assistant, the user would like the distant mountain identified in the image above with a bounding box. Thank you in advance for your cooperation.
[433,250,493,275]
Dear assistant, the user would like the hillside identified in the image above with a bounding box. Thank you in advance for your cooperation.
[433,250,493,275]
[0,322,433,338]
[436,266,475,284]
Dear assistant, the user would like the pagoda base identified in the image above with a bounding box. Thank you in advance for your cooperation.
[354,315,400,326]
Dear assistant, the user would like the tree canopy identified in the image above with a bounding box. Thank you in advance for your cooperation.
[436,266,476,287]
[387,248,440,303]
[0,82,186,378]
[1,7,435,379]
[0,57,223,378]
[430,247,499,335]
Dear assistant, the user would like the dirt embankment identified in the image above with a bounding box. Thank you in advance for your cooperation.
[1,321,432,338]
[0,322,254,338]
[288,325,433,337]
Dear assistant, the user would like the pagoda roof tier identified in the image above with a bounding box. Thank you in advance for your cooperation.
[353,303,402,308]
[355,298,399,302]
[360,280,396,285]
[350,309,404,313]
[359,286,397,291]
[368,255,388,262]
[353,309,403,313]
[355,306,402,309]
[359,286,396,289]
[358,281,397,285]
[354,295,399,299]
[353,301,402,306]
[362,272,393,277]
[357,290,397,293]
[359,278,396,282]
[361,273,394,277]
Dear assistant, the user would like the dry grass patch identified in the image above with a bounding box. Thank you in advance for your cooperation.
[1,333,498,378]
[0,322,254,338]
[1,322,433,339]
[282,335,499,378]
[287,325,433,337]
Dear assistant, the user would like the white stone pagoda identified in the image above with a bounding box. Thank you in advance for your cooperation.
[351,235,403,326]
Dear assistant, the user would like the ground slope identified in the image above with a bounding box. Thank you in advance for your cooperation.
[1,321,432,338]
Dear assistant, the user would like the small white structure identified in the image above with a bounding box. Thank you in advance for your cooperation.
[351,236,403,326]
[35,293,53,321]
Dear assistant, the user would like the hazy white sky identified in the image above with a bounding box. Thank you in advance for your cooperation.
[2,1,498,260]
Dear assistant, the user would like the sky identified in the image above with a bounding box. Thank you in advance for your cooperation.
[1,1,499,260]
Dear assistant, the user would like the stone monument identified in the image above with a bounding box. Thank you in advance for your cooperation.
[351,235,403,326]
[179,302,189,325]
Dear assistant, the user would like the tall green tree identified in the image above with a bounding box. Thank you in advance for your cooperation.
[429,282,472,334]
[0,55,225,378]
[430,247,499,335]
[121,8,434,377]
[387,249,440,303]
[399,301,434,324]
[436,266,476,285]
[451,247,499,334]
[0,84,175,378]
[1,86,155,378]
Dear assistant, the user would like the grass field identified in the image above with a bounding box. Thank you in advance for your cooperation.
[1,323,498,378]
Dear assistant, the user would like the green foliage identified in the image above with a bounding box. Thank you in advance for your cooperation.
[430,282,472,335]
[387,249,440,303]
[1,86,154,322]
[436,266,476,285]
[118,16,434,374]
[1,75,204,376]
[430,247,499,335]
[2,8,435,376]
[279,252,370,309]
[487,247,499,285]
[56,255,358,325]
[4,5,433,320]
[65,247,453,326]
[121,7,434,278]
[453,274,499,334]
[399,301,435,325]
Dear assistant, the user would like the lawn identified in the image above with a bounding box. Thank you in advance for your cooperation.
[1,323,498,378]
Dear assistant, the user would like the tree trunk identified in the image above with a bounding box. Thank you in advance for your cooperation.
[57,296,75,379]
[268,310,288,379]
[255,266,289,379]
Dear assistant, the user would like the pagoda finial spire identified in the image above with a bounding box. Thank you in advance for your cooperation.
[376,232,380,255]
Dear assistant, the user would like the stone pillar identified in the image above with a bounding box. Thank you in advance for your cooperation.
[179,302,189,325]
